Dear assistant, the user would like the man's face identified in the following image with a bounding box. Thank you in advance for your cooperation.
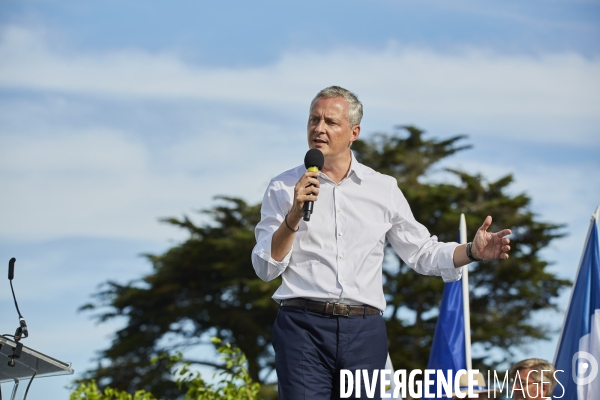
[307,96,360,159]
[511,369,548,399]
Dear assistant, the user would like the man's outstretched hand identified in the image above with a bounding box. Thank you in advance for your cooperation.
[472,216,512,260]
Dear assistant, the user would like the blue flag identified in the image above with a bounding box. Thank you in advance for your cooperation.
[426,279,467,398]
[554,209,600,399]
[426,217,469,399]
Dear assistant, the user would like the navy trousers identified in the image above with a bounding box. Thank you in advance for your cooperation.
[272,306,388,400]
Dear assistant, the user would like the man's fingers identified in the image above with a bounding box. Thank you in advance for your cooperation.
[303,186,319,196]
[301,175,320,189]
[297,185,319,203]
[479,215,493,232]
[296,172,320,187]
[497,229,512,238]
[300,193,318,201]
[292,173,321,215]
[304,171,320,182]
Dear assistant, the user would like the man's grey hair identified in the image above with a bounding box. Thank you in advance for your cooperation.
[311,86,363,127]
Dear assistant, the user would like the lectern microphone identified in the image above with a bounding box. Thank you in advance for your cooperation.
[9,257,15,279]
[8,257,29,340]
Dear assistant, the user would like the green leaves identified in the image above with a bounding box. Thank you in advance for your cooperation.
[70,380,156,400]
[158,339,261,400]
[72,339,261,400]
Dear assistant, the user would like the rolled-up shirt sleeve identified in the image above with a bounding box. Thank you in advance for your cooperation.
[386,185,462,282]
[252,179,293,281]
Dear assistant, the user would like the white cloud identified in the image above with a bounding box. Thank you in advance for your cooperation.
[0,23,598,244]
[1,25,599,146]
[0,125,303,241]
[0,131,161,238]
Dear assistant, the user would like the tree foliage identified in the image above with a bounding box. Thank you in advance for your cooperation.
[70,381,156,400]
[352,126,570,370]
[82,126,570,396]
[159,338,261,400]
[80,198,279,398]
[71,338,261,400]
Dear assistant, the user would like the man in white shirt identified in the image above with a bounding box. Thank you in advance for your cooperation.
[251,86,512,399]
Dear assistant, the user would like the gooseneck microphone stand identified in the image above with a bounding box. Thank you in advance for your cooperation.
[2,258,33,400]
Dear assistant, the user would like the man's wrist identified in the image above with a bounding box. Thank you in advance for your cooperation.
[287,207,303,222]
[284,213,299,232]
[466,242,483,262]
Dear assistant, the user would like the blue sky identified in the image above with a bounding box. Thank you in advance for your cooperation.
[1,0,599,397]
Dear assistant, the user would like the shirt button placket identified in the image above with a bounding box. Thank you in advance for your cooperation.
[335,185,345,297]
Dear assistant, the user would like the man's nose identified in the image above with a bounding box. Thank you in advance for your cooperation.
[314,118,326,133]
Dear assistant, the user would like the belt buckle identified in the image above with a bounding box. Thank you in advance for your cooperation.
[331,302,350,317]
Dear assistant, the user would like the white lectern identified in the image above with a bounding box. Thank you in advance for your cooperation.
[0,337,74,400]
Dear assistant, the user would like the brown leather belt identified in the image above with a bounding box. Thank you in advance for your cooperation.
[280,298,381,317]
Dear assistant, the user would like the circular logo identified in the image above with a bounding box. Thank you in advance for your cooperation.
[572,351,599,385]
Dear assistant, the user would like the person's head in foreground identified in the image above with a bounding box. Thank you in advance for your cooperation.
[509,358,557,399]
[451,371,492,399]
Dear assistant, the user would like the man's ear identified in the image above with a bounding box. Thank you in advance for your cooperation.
[350,124,360,144]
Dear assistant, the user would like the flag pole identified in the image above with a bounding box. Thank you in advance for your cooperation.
[553,205,600,364]
[460,213,472,371]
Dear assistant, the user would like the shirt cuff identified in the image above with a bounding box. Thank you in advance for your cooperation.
[253,234,292,271]
[441,264,463,282]
[440,243,463,282]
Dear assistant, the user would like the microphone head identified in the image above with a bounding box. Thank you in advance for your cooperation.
[9,257,15,280]
[19,318,28,338]
[304,149,324,170]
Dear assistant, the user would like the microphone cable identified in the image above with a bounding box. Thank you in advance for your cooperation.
[23,371,37,400]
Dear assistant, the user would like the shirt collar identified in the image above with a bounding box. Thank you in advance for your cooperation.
[349,150,365,181]
[317,150,365,183]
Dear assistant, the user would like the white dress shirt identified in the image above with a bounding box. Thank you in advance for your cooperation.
[251,153,461,311]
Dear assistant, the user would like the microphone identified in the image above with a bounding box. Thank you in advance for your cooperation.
[8,258,28,340]
[303,149,324,221]
[9,257,15,279]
